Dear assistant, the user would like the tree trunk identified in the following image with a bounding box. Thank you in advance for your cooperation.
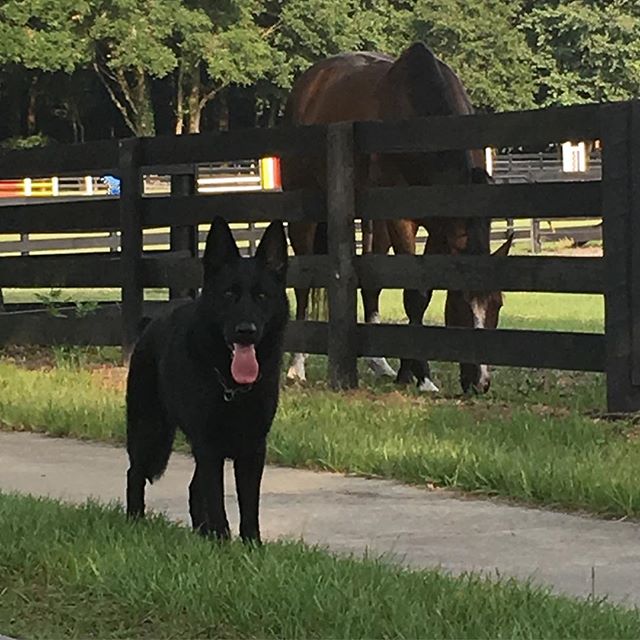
[94,61,156,137]
[267,97,281,128]
[181,63,218,135]
[175,61,185,134]
[218,90,229,132]
[26,76,38,135]
[186,64,203,134]
[133,69,155,137]
[187,81,201,134]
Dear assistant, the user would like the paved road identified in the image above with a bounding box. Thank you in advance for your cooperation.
[1,431,639,607]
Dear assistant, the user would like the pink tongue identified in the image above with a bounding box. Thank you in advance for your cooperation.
[231,344,259,384]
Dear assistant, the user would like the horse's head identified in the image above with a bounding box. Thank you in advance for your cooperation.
[445,233,513,394]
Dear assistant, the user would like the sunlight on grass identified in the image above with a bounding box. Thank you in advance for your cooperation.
[4,287,604,333]
[0,359,636,518]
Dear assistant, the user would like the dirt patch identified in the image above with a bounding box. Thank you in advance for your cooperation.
[0,345,58,370]
[542,246,602,258]
[90,366,128,392]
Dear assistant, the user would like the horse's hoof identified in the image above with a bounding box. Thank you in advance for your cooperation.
[417,378,440,393]
[286,368,306,383]
[366,357,397,378]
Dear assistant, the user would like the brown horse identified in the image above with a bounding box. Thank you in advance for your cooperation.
[282,42,512,393]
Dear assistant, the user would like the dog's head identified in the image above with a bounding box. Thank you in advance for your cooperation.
[199,217,289,385]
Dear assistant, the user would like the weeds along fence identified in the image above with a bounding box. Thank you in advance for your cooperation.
[0,100,638,412]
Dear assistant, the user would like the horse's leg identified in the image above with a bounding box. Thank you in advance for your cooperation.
[389,220,438,392]
[286,221,316,381]
[362,220,396,378]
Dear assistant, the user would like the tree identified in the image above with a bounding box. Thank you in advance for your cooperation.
[89,0,184,136]
[173,0,280,134]
[0,0,92,137]
[266,0,406,86]
[521,0,640,106]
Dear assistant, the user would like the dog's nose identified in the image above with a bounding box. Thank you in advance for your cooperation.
[234,322,257,340]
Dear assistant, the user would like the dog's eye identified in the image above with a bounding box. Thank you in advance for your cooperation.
[223,289,234,299]
[256,291,267,301]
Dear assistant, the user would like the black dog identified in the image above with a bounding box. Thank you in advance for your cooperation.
[126,217,289,543]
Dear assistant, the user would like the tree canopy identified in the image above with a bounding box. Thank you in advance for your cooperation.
[0,0,637,143]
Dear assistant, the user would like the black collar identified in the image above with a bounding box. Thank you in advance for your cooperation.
[213,367,260,402]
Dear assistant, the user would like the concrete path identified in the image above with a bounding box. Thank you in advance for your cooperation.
[1,431,640,607]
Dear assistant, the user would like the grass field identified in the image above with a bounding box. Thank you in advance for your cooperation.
[1,492,638,640]
[3,286,605,333]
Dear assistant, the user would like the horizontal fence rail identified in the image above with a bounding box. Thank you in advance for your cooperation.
[0,252,605,295]
[358,182,602,220]
[0,140,118,180]
[140,124,326,167]
[0,198,119,233]
[356,103,602,153]
[141,190,326,227]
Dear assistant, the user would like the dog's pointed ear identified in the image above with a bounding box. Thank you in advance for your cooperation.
[492,231,514,257]
[203,217,240,278]
[255,221,288,279]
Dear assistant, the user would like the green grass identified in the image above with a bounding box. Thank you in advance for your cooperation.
[0,286,615,516]
[0,492,638,640]
[0,359,638,518]
[3,286,605,332]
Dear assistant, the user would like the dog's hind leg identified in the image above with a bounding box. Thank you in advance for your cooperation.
[193,450,230,540]
[188,467,207,533]
[126,464,146,519]
[233,441,267,544]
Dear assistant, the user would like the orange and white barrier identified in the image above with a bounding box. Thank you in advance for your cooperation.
[1,158,282,199]
[0,179,24,197]
[259,157,281,190]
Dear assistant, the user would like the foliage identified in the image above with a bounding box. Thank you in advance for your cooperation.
[0,0,639,139]
[0,0,91,73]
[521,0,640,105]
[0,133,51,149]
[408,0,536,110]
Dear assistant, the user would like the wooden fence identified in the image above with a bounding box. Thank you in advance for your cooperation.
[0,101,638,412]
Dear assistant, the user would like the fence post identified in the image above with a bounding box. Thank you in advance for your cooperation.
[630,100,640,389]
[326,122,358,389]
[119,137,144,359]
[531,218,541,253]
[601,101,640,412]
[169,172,198,299]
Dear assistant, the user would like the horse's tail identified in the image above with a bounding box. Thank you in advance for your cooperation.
[309,222,329,321]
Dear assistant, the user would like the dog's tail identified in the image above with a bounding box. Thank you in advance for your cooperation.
[126,348,176,483]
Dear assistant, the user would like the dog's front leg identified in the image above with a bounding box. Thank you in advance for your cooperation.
[194,451,230,540]
[233,440,266,544]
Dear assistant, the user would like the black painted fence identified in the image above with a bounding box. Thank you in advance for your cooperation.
[0,100,638,412]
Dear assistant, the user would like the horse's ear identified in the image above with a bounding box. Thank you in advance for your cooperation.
[255,220,288,280]
[202,217,239,279]
[493,231,514,257]
[387,42,453,116]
